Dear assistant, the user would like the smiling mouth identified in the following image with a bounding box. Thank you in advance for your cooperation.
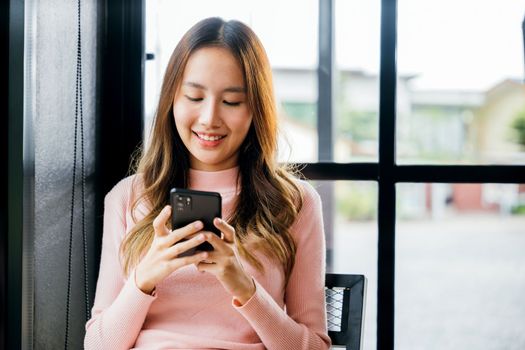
[193,132,226,141]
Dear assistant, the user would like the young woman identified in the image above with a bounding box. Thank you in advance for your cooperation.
[84,17,331,350]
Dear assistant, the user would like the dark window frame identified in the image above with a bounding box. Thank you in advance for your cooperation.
[307,1,525,349]
[5,0,27,349]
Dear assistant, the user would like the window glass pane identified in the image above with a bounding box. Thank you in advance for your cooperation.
[396,183,525,349]
[145,0,318,162]
[276,70,318,162]
[334,0,380,162]
[397,0,525,164]
[314,180,377,350]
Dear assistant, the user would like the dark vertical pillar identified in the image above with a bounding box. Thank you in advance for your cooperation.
[98,0,145,196]
[96,0,145,274]
[0,1,9,349]
[7,0,25,348]
[378,0,397,349]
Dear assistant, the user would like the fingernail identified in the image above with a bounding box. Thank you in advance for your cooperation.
[216,218,222,224]
[194,221,203,229]
[198,234,205,241]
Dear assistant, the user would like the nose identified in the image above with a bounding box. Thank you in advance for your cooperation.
[198,100,222,128]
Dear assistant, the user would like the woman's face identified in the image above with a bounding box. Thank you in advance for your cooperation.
[173,46,253,171]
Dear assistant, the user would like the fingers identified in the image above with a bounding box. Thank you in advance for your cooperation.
[170,251,209,270]
[201,230,230,254]
[153,206,172,237]
[165,220,204,246]
[213,218,235,243]
[166,233,206,258]
[196,260,220,274]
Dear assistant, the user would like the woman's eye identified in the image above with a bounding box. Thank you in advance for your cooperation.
[185,95,203,102]
[223,100,241,106]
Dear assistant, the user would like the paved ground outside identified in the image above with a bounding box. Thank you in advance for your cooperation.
[329,214,525,350]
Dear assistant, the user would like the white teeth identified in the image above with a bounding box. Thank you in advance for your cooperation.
[197,133,224,141]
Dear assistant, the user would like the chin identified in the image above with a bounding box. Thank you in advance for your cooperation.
[193,156,226,169]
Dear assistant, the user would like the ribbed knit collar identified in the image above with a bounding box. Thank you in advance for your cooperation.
[188,166,241,195]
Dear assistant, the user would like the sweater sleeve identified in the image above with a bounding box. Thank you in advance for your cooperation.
[84,181,157,350]
[234,182,331,350]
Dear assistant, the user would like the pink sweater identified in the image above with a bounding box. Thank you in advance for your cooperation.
[84,166,331,350]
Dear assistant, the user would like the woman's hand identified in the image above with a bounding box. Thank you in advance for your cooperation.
[196,218,256,305]
[135,205,209,295]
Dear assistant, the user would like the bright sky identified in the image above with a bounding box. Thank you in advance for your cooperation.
[147,0,525,91]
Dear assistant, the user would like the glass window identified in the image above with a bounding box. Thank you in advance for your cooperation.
[314,180,378,350]
[397,0,525,164]
[396,183,525,348]
[334,0,381,162]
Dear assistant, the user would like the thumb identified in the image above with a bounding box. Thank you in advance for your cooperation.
[153,205,172,237]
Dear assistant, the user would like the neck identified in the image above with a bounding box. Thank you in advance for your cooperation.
[188,165,241,195]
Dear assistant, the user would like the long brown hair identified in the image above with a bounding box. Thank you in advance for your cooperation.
[120,17,303,283]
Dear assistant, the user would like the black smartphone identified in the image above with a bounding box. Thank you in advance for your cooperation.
[170,188,222,257]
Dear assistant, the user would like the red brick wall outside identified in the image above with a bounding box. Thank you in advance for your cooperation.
[452,184,498,212]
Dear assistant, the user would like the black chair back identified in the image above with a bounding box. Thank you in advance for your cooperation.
[325,274,367,349]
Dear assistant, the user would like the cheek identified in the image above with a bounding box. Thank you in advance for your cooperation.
[240,120,252,139]
[240,117,253,138]
[228,111,252,137]
[173,117,185,140]
[173,103,194,133]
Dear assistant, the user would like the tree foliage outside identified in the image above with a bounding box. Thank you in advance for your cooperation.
[512,109,525,149]
[281,102,316,127]
[335,182,376,221]
[338,109,378,142]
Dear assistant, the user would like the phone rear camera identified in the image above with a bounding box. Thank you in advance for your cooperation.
[176,195,191,208]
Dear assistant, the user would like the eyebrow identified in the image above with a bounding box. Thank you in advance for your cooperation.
[183,81,246,93]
